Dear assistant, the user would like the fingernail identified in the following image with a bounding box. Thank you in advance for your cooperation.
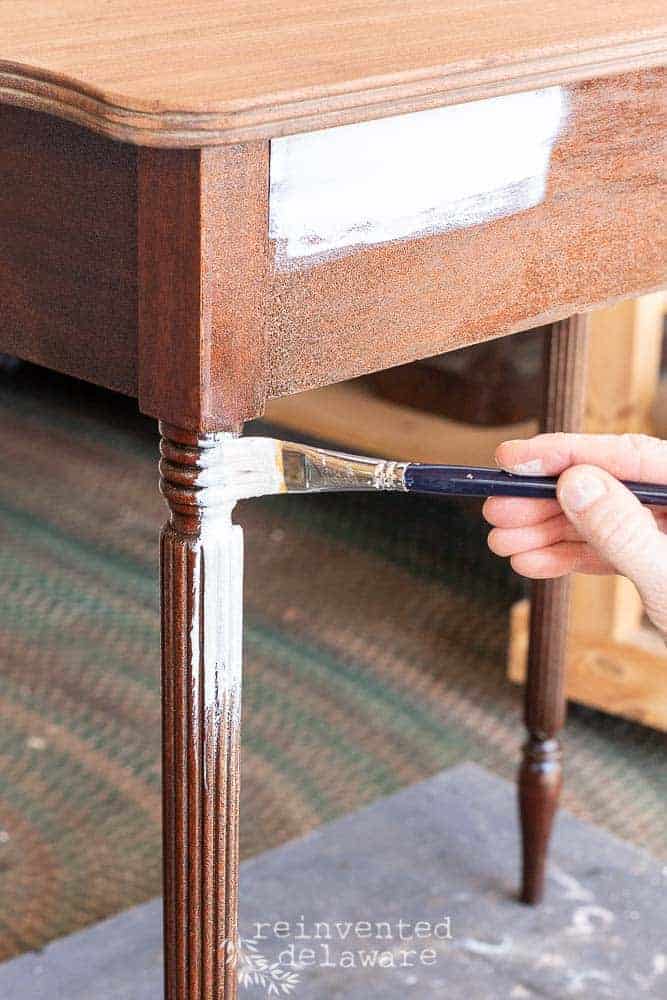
[560,471,606,512]
[507,458,545,475]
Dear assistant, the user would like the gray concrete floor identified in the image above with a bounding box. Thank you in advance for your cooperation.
[1,763,665,999]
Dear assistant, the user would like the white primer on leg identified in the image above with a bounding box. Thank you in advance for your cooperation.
[187,505,244,792]
[189,436,285,505]
[269,87,568,267]
[199,517,244,716]
[187,435,408,502]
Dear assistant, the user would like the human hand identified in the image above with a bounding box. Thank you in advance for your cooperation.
[483,432,667,639]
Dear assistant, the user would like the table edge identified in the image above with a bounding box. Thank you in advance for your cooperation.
[1,31,666,146]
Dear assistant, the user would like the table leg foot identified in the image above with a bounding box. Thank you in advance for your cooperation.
[519,733,563,904]
[159,423,243,999]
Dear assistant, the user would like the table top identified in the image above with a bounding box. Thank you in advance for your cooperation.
[1,1,665,146]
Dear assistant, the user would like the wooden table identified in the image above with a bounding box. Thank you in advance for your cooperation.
[1,3,665,997]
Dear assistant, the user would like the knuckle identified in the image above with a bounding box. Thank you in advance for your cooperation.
[488,529,520,557]
[641,587,667,641]
[549,431,573,461]
[619,433,667,480]
[586,503,651,560]
[620,432,655,450]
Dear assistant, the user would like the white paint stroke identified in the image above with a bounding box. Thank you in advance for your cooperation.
[549,865,595,902]
[566,905,615,937]
[460,936,513,957]
[269,86,568,268]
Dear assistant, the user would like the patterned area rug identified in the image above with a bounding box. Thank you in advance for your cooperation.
[0,367,665,960]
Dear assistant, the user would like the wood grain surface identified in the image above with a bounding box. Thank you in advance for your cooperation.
[159,424,244,999]
[0,105,138,393]
[0,1,665,145]
[1,70,664,427]
[138,143,270,430]
[267,70,667,400]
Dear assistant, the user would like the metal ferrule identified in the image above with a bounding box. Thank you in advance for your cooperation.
[279,441,409,494]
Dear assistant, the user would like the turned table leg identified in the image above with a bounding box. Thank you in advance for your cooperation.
[159,423,243,999]
[519,316,589,904]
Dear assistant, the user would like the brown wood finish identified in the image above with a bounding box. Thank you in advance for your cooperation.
[1,7,665,993]
[267,70,666,399]
[138,143,270,431]
[520,315,590,905]
[0,104,138,393]
[159,422,244,1000]
[1,71,663,426]
[0,1,665,145]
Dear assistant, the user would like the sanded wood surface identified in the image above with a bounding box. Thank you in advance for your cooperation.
[1,1,666,145]
[267,71,666,401]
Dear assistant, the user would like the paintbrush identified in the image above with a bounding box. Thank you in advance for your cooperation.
[210,437,667,506]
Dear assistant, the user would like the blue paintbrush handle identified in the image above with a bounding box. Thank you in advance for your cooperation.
[404,464,667,506]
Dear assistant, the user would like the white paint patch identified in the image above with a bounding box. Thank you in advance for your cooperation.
[191,436,285,505]
[550,866,595,903]
[565,969,613,995]
[460,936,513,957]
[193,518,244,794]
[566,905,615,937]
[269,87,568,267]
[633,954,667,993]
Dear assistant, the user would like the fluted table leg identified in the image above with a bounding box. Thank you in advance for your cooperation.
[520,316,590,904]
[159,422,243,999]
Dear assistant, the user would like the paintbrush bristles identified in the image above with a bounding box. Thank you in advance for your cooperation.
[208,437,287,501]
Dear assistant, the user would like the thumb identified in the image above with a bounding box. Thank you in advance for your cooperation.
[558,464,667,635]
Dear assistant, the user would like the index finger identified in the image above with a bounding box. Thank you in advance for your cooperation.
[495,433,667,483]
